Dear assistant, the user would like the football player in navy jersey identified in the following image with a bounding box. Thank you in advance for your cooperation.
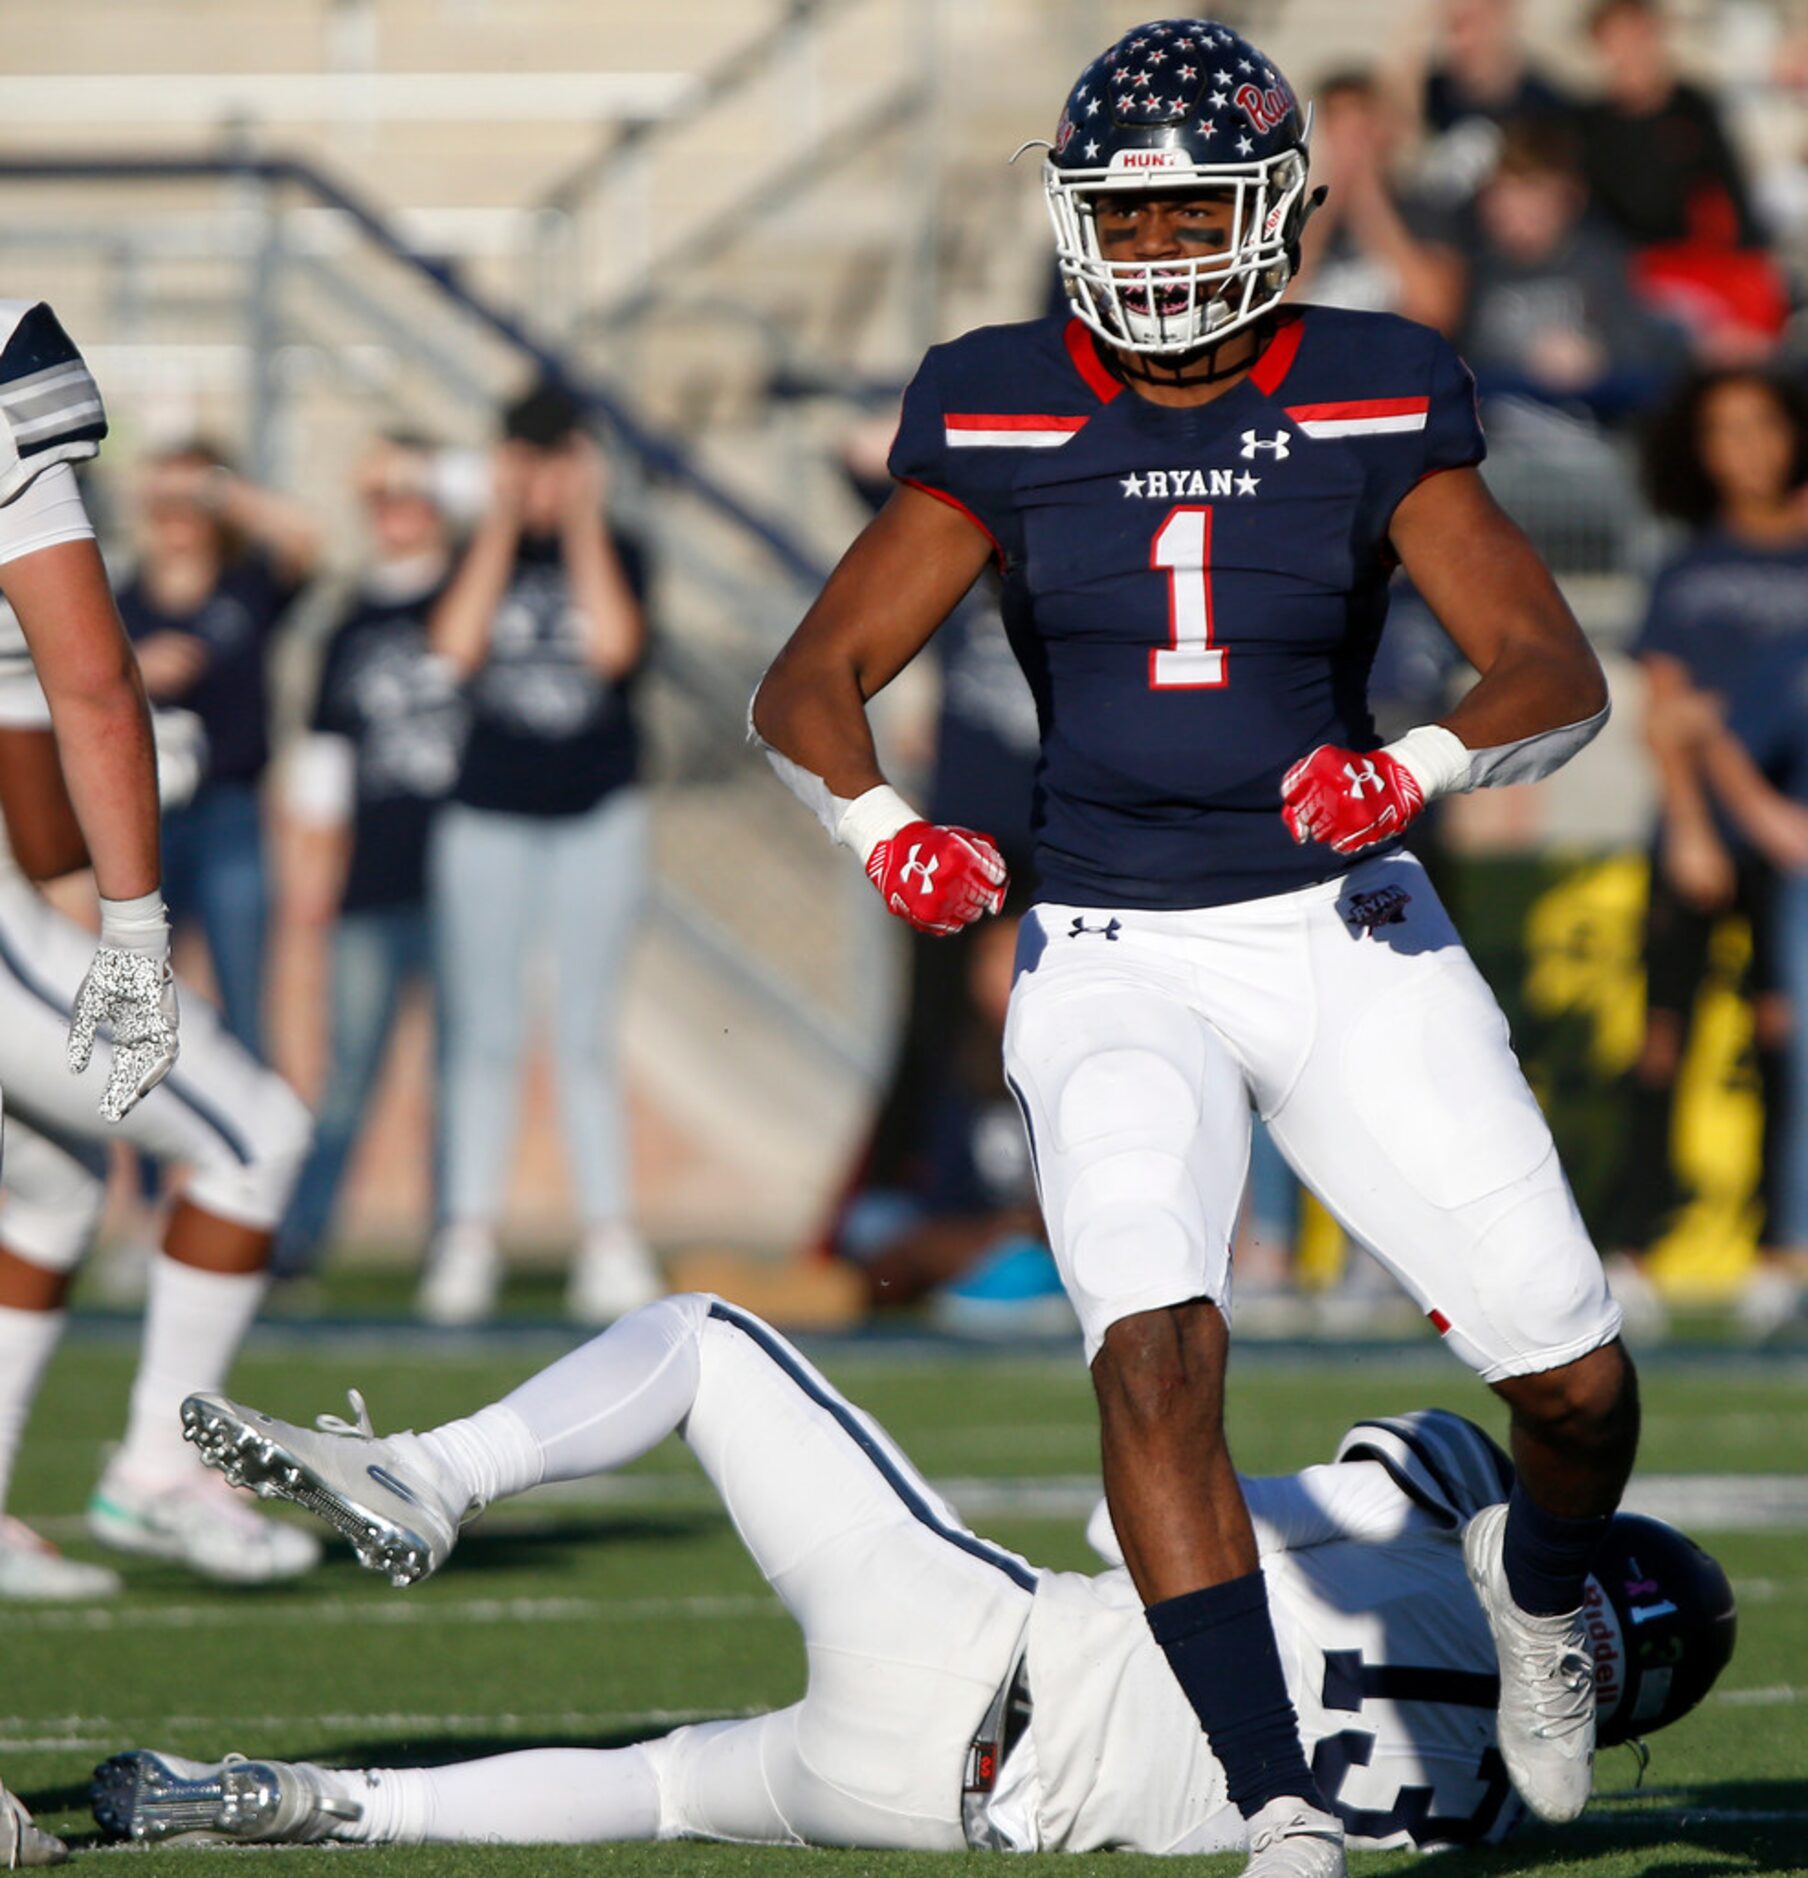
[753,20,1632,1875]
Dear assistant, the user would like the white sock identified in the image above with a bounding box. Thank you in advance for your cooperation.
[115,1255,267,1483]
[418,1296,705,1506]
[323,1747,660,1844]
[0,1304,66,1515]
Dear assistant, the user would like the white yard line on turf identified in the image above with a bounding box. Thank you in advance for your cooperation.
[1714,1684,1800,1706]
[0,1705,763,1753]
[0,1592,779,1633]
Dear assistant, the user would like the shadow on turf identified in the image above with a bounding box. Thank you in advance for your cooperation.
[1437,1776,1808,1872]
[449,1511,721,1573]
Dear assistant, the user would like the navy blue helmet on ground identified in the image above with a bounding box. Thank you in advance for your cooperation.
[1036,18,1315,354]
[1586,1512,1737,1747]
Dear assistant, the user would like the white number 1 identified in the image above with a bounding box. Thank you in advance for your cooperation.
[1148,504,1225,690]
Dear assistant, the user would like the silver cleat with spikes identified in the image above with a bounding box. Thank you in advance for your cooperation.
[91,1751,359,1845]
[180,1389,464,1587]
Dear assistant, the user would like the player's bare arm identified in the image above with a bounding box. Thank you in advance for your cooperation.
[1389,466,1608,754]
[0,538,159,902]
[752,483,1007,934]
[0,723,90,881]
[1283,468,1610,857]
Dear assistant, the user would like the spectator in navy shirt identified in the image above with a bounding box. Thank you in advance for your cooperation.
[118,444,321,1053]
[422,383,659,1327]
[274,436,464,1280]
[1608,367,1808,1332]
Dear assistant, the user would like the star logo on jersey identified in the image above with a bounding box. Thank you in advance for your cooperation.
[1240,429,1291,461]
[1120,468,1260,499]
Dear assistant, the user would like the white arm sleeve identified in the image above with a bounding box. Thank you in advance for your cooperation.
[1084,1460,1443,1567]
[0,458,94,567]
[1385,701,1611,804]
[747,690,918,861]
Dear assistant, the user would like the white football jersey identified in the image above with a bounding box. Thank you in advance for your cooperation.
[994,1413,1526,1855]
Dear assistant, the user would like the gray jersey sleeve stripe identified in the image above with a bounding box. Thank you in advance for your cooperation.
[11,400,105,443]
[0,362,96,405]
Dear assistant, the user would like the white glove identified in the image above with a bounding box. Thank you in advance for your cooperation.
[67,890,180,1124]
[1,1777,67,1867]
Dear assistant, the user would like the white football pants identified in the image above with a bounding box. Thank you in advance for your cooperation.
[341,1294,1033,1851]
[0,874,310,1268]
[1003,853,1621,1378]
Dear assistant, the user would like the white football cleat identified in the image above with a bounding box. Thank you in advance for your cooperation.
[181,1388,465,1587]
[567,1223,663,1325]
[87,1465,321,1584]
[91,1750,359,1846]
[1463,1502,1595,1822]
[0,1516,123,1601]
[2,1778,66,1867]
[1241,1796,1345,1876]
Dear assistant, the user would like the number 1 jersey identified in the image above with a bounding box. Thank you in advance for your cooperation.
[888,305,1485,910]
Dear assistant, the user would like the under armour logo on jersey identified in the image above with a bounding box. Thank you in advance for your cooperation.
[1068,916,1122,940]
[1343,759,1383,797]
[1240,429,1291,461]
[899,846,939,892]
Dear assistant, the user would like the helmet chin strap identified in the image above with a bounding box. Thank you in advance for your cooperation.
[1107,312,1269,391]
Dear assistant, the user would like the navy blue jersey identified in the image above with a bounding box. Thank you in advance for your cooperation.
[1631,529,1808,692]
[888,305,1484,909]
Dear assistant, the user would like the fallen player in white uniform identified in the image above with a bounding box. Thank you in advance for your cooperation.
[92,1295,1734,1857]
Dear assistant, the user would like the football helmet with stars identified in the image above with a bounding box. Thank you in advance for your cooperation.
[1032,18,1314,355]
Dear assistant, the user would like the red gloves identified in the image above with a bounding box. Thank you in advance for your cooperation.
[866,822,1008,935]
[1280,744,1426,857]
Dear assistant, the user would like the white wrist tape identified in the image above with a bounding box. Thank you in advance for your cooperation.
[1382,723,1473,801]
[833,784,919,866]
[747,690,921,863]
[99,889,170,957]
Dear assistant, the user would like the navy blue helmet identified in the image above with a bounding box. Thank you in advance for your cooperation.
[1035,19,1313,355]
[1585,1513,1737,1746]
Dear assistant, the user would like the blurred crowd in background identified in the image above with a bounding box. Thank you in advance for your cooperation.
[58,0,1808,1345]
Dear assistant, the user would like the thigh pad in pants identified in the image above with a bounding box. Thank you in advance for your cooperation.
[1005,959,1249,1361]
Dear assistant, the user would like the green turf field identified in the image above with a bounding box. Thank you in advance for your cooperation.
[5,1326,1806,1875]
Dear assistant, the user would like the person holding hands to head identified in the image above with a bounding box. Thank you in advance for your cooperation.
[423,384,658,1328]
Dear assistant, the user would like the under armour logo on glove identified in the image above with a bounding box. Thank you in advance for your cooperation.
[866,821,1008,936]
[68,949,181,1123]
[1280,743,1426,857]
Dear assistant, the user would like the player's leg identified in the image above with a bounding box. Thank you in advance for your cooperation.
[1252,855,1633,1820]
[186,1295,1029,1849]
[0,1115,122,1597]
[274,907,416,1279]
[544,788,659,1318]
[1004,917,1336,1846]
[425,805,538,1320]
[0,890,315,1578]
[94,1712,809,1850]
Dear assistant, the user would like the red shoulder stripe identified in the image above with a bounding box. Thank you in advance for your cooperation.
[944,414,1089,432]
[1063,318,1123,404]
[1284,396,1430,422]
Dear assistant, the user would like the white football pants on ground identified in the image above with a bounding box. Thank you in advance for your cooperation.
[344,1294,1034,1850]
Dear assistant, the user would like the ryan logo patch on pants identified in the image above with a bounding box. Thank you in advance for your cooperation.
[1342,885,1410,937]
